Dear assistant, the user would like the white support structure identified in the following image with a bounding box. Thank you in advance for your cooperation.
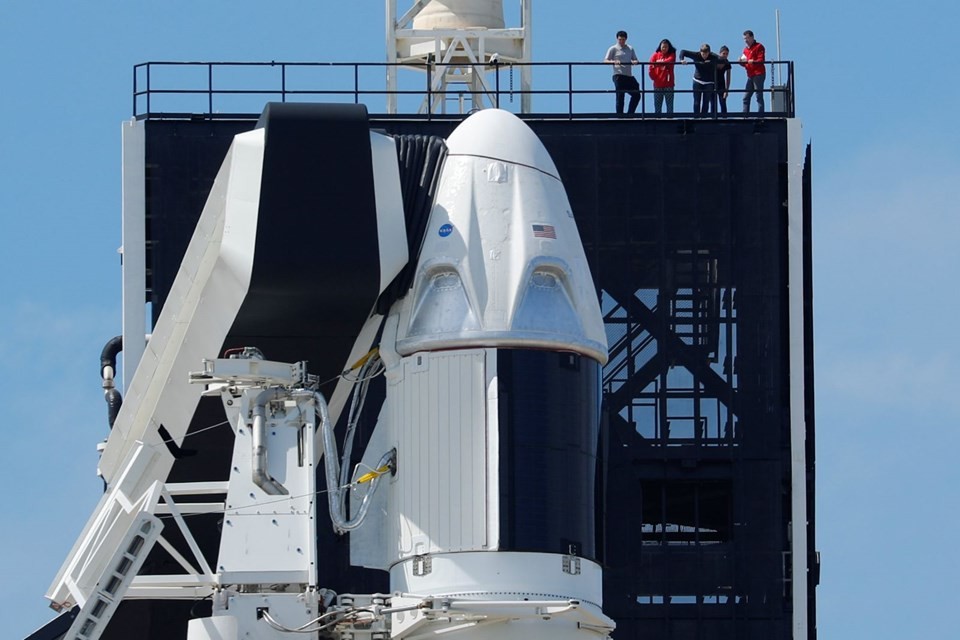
[187,357,326,638]
[47,356,332,640]
[121,118,146,392]
[786,118,810,640]
[45,444,223,640]
[386,0,533,114]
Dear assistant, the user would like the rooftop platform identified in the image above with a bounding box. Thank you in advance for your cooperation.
[132,60,796,120]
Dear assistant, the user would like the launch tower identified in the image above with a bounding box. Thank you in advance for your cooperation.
[32,3,816,640]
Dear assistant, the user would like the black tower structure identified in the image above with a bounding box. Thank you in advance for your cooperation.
[109,67,816,640]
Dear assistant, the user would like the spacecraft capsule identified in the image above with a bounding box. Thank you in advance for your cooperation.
[395,109,607,364]
[350,110,614,639]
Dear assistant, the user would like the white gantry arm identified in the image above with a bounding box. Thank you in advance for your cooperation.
[45,443,231,640]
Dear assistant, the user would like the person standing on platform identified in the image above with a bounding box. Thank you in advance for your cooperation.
[739,30,766,113]
[649,38,677,114]
[716,46,733,115]
[605,30,641,115]
[679,44,720,116]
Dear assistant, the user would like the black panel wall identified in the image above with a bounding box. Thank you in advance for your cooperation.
[132,115,814,640]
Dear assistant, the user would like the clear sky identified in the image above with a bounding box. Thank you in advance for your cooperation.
[1,1,957,638]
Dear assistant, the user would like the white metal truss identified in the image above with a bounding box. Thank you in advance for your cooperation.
[45,448,226,639]
[386,0,533,114]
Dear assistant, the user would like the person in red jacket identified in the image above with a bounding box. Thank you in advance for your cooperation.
[739,29,766,113]
[648,38,676,114]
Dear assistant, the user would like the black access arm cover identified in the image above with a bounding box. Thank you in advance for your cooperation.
[228,102,383,382]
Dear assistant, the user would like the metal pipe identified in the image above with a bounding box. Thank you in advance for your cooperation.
[100,336,124,428]
[315,391,394,533]
[338,354,382,507]
[100,335,123,379]
[251,388,288,496]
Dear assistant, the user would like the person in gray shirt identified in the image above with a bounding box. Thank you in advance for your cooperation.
[605,30,641,114]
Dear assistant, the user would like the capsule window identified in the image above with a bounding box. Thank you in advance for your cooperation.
[408,267,479,337]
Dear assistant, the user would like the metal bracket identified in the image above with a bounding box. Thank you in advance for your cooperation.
[412,555,433,576]
[562,554,581,576]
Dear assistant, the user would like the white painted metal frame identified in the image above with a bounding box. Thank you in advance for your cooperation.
[786,117,810,640]
[215,380,318,586]
[99,128,265,483]
[121,119,146,392]
[186,359,324,639]
[46,444,228,621]
[48,443,161,610]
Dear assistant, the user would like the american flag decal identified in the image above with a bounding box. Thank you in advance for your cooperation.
[532,223,557,239]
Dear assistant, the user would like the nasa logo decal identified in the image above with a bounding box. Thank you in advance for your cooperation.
[438,223,454,237]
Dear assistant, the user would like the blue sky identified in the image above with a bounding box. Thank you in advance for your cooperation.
[1,1,957,638]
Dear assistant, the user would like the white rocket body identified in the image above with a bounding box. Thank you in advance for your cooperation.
[352,110,613,639]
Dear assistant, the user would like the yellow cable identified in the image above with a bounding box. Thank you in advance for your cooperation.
[356,464,391,484]
[348,347,380,372]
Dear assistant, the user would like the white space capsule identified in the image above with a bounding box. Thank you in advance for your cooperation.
[395,109,607,360]
[354,109,613,639]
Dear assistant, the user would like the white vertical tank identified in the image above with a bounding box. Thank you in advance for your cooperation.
[412,0,506,30]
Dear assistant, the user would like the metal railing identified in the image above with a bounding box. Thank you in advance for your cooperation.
[133,60,795,120]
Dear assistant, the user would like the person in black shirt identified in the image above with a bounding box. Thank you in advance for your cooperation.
[679,44,720,116]
[716,46,733,115]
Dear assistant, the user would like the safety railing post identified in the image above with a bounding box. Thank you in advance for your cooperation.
[133,65,138,117]
[281,63,287,103]
[790,62,796,117]
[146,64,151,117]
[207,63,213,115]
[426,60,432,121]
[641,63,646,119]
[568,63,573,119]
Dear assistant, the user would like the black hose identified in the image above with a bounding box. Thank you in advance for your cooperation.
[100,335,124,429]
[100,335,123,377]
[105,388,123,428]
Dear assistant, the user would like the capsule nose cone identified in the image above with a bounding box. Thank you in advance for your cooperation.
[446,109,560,179]
[396,108,608,364]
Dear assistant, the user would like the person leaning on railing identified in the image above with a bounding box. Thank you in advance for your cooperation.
[604,30,641,115]
[648,38,677,115]
[678,44,721,117]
